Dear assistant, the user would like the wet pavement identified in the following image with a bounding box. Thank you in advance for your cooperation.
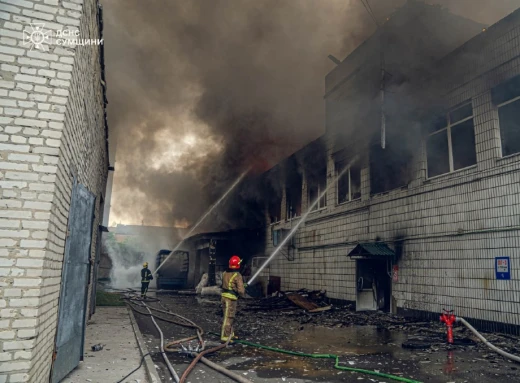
[131,294,520,383]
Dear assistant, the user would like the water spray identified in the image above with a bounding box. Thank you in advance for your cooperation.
[154,168,250,276]
[248,157,358,284]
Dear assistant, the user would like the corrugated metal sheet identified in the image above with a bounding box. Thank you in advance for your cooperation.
[347,243,395,258]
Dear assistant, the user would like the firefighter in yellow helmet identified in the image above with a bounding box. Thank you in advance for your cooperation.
[220,255,246,342]
[141,262,153,298]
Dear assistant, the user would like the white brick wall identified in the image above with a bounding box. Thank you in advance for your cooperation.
[0,0,108,381]
[264,10,520,333]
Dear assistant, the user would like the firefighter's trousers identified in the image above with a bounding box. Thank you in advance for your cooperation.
[141,282,149,297]
[221,297,237,341]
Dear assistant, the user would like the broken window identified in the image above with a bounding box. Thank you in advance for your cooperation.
[268,195,282,224]
[285,158,303,219]
[426,101,476,178]
[286,181,302,219]
[336,158,361,204]
[370,128,412,194]
[308,170,327,211]
[492,76,520,156]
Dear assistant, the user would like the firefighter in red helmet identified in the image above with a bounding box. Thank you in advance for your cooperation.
[220,255,246,342]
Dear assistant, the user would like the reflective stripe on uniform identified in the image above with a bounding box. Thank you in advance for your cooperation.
[221,272,239,300]
[221,292,237,300]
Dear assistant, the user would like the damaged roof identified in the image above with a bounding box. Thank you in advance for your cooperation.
[347,243,395,259]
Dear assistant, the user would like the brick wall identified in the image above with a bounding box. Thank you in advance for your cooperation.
[263,9,520,333]
[0,0,108,382]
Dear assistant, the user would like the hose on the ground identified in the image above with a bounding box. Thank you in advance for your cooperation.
[127,292,252,383]
[127,300,203,349]
[179,342,227,383]
[208,332,422,383]
[144,304,181,383]
[194,353,254,383]
[115,351,160,383]
[457,317,520,363]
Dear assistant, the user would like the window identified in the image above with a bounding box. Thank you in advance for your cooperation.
[286,182,302,219]
[267,192,282,224]
[492,75,520,156]
[336,159,361,204]
[426,102,476,178]
[285,160,302,219]
[498,99,520,156]
[370,131,413,194]
[308,170,327,211]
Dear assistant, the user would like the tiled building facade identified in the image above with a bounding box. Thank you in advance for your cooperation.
[0,0,109,381]
[261,2,520,333]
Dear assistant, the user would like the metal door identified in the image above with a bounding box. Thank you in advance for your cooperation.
[51,182,95,383]
[89,226,103,318]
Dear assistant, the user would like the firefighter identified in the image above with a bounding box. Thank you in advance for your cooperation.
[220,255,246,342]
[141,262,153,298]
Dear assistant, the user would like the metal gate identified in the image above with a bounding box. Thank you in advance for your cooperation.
[89,226,104,318]
[51,182,96,383]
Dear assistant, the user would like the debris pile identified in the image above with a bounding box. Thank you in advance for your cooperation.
[243,290,331,313]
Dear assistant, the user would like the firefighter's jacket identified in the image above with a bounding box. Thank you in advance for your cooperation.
[221,271,245,301]
[141,268,153,283]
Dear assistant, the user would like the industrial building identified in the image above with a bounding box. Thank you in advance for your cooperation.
[156,229,264,288]
[0,0,109,381]
[260,1,520,334]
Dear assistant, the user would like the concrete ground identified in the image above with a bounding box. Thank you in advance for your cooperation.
[62,307,150,383]
[132,294,520,383]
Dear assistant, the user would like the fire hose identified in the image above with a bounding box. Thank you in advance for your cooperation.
[144,304,181,383]
[457,317,520,363]
[126,291,422,383]
[179,339,229,383]
[125,293,253,383]
[208,333,422,383]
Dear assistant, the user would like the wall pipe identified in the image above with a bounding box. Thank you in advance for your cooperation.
[457,317,520,363]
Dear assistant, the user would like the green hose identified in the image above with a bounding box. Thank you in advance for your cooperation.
[209,333,422,383]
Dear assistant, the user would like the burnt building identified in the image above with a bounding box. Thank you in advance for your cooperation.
[260,1,520,333]
[159,229,264,288]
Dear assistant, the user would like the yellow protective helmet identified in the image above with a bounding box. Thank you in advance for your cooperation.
[143,262,148,268]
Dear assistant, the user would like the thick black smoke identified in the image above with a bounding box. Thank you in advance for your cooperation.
[101,0,520,230]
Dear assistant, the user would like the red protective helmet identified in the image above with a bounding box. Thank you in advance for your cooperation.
[229,255,242,270]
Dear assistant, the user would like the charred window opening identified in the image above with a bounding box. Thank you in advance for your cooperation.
[308,171,327,211]
[286,174,302,219]
[492,76,520,157]
[268,193,282,224]
[336,157,361,204]
[426,101,476,178]
[265,172,282,224]
[302,138,327,212]
[370,130,412,195]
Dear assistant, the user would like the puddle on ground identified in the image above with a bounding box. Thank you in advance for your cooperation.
[285,324,407,356]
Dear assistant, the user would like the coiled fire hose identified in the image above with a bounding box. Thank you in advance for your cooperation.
[209,332,422,383]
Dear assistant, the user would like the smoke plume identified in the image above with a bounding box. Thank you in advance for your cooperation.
[101,0,520,230]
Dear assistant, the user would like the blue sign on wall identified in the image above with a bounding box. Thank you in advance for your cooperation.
[495,257,511,280]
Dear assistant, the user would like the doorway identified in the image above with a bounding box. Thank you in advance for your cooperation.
[356,259,391,312]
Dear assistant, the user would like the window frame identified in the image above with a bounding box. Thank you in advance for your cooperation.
[268,197,282,225]
[309,177,327,212]
[426,101,476,179]
[336,163,361,205]
[497,95,520,158]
